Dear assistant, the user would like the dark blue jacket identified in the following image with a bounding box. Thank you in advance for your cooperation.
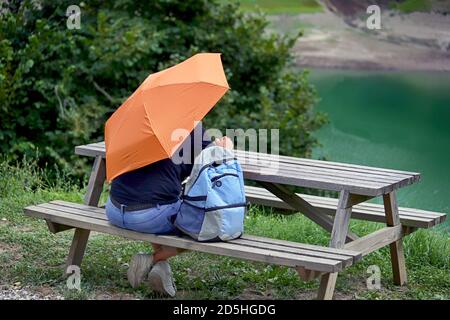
[110,128,211,206]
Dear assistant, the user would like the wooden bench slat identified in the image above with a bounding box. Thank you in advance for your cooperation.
[48,199,353,265]
[49,200,361,261]
[251,192,439,222]
[233,239,356,267]
[24,203,363,273]
[51,200,106,214]
[39,202,108,220]
[26,205,344,272]
[245,186,443,220]
[245,186,446,228]
[240,235,360,260]
[231,239,353,267]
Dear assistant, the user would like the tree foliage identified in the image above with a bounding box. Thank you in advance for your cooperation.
[0,0,326,176]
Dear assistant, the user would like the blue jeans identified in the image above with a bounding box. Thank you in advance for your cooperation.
[105,197,182,235]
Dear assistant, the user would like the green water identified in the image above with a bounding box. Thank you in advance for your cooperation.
[309,70,450,229]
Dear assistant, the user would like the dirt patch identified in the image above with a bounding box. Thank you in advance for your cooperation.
[13,225,34,232]
[94,292,138,300]
[238,288,275,300]
[0,285,64,300]
[0,241,22,259]
[34,285,60,297]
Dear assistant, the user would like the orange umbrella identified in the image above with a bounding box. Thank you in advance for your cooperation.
[104,53,229,182]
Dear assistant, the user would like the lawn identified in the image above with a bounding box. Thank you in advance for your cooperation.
[390,0,432,13]
[0,159,449,300]
[222,0,323,14]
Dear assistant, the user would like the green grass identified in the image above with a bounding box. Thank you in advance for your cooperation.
[0,159,449,300]
[390,0,432,13]
[223,0,323,15]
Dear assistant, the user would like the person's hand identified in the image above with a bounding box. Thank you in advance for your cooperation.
[214,136,233,150]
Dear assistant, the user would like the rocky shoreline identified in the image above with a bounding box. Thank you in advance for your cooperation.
[270,10,450,72]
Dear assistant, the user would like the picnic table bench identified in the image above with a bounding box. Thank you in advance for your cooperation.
[24,141,446,299]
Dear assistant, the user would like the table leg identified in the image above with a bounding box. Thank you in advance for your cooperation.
[383,191,407,285]
[317,190,353,300]
[65,155,106,271]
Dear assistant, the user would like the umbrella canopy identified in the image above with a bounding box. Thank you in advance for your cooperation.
[105,53,229,181]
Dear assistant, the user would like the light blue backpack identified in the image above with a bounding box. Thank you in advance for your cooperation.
[174,146,246,242]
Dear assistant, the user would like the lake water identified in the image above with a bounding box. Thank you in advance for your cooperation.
[309,70,450,230]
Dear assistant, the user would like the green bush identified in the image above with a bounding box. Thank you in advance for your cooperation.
[0,0,326,177]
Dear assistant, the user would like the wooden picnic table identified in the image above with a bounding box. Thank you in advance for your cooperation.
[73,141,422,299]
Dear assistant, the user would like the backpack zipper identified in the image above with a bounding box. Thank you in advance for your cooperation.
[205,202,247,212]
[211,173,239,183]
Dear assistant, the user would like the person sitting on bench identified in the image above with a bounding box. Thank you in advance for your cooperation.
[105,125,233,296]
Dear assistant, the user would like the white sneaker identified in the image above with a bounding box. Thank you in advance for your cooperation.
[127,253,153,288]
[146,261,176,297]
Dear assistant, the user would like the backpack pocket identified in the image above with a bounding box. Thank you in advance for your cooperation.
[174,200,205,240]
[201,166,246,241]
[206,171,245,209]
[199,204,246,241]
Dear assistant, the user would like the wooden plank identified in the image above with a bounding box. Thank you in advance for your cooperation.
[344,225,403,256]
[65,155,106,270]
[247,185,444,219]
[244,169,389,197]
[318,190,354,300]
[245,192,435,228]
[241,235,361,262]
[297,267,323,281]
[24,205,345,272]
[243,164,393,192]
[235,149,421,179]
[257,182,358,242]
[51,200,107,215]
[75,143,105,157]
[45,220,73,234]
[75,142,420,180]
[43,201,362,262]
[383,192,407,285]
[245,186,444,228]
[78,141,387,196]
[75,143,420,197]
[346,194,373,208]
[329,191,353,249]
[66,228,90,269]
[232,238,355,267]
[242,158,405,185]
[32,202,360,269]
[84,156,106,206]
[39,203,108,220]
[239,151,415,184]
[317,273,338,300]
